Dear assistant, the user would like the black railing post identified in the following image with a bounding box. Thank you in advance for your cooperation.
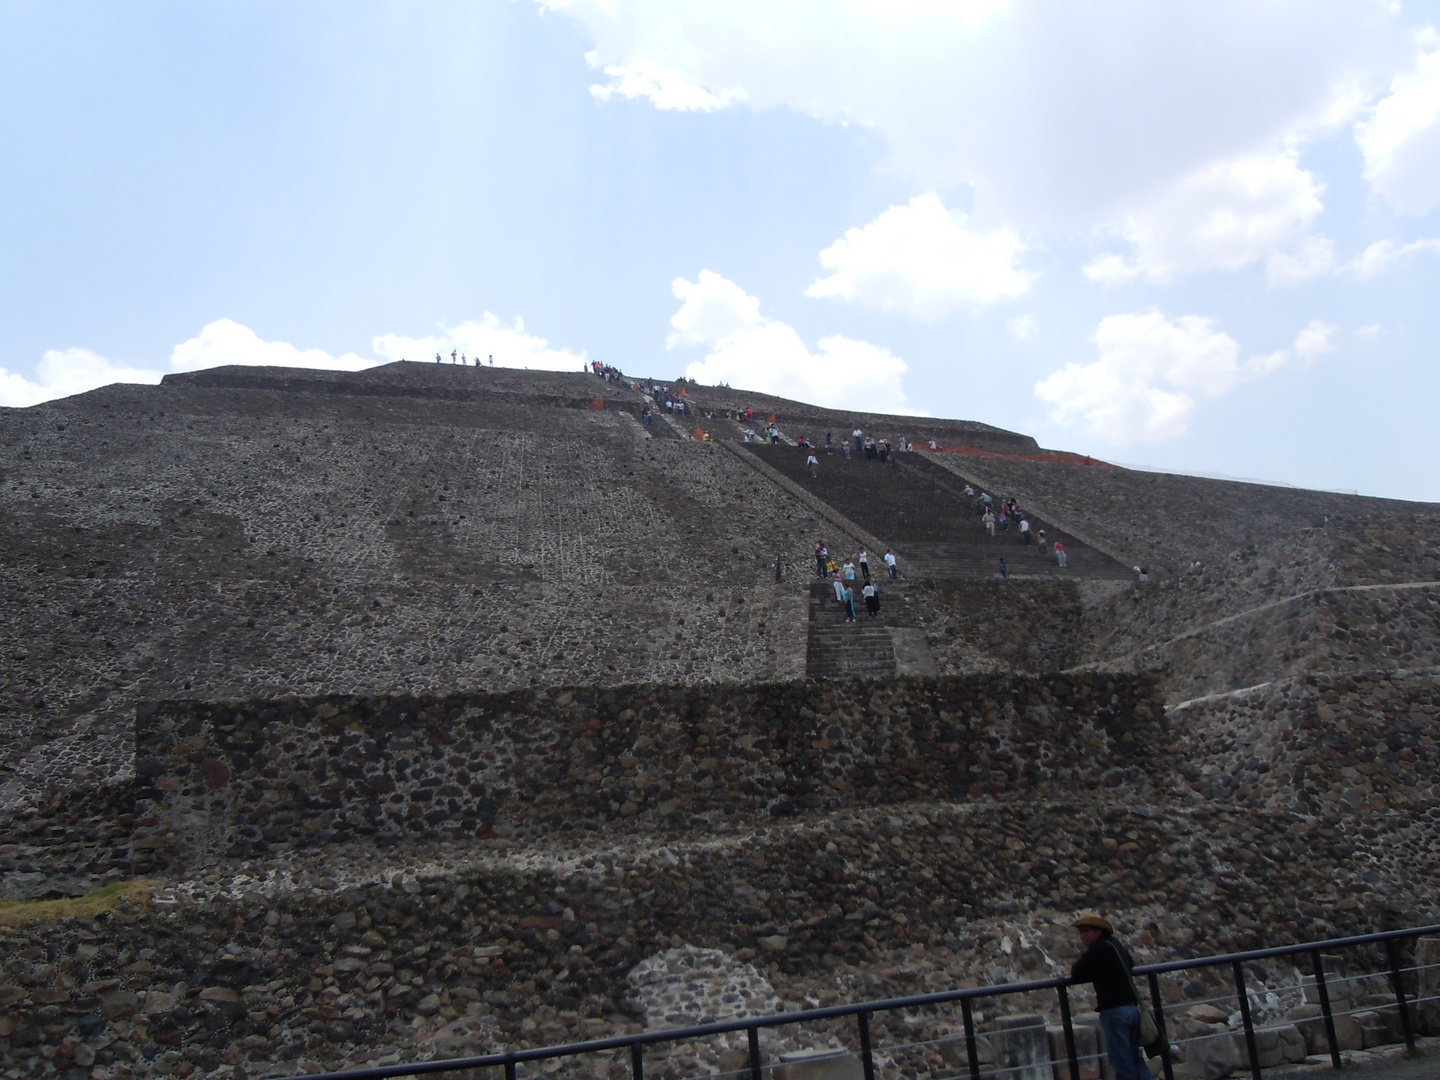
[1383,938,1416,1051]
[505,1059,517,1080]
[1057,982,1081,1080]
[857,1010,875,1080]
[1312,950,1343,1069]
[960,997,982,1080]
[1147,971,1174,1080]
[630,1042,644,1080]
[749,1025,764,1080]
[1232,961,1261,1080]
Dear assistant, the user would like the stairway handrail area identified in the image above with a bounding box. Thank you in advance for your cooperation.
[282,922,1440,1080]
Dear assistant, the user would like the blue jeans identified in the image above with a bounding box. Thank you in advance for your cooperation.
[1099,1006,1154,1080]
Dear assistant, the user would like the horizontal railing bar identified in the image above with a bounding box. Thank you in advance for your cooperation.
[1132,923,1440,974]
[280,923,1440,1080]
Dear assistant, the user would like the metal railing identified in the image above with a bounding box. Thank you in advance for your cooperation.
[283,922,1439,1080]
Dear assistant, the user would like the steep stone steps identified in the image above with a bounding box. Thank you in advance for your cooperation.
[806,581,896,679]
[747,443,1132,581]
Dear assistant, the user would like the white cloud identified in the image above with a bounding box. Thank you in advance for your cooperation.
[1294,319,1340,363]
[1356,323,1383,337]
[1006,314,1037,341]
[669,270,916,413]
[373,313,588,371]
[1034,311,1317,444]
[1082,254,1141,288]
[0,348,163,409]
[805,193,1032,318]
[588,58,746,111]
[1085,150,1332,285]
[1340,235,1440,278]
[1356,32,1440,214]
[1,314,586,410]
[169,318,375,373]
[1265,234,1339,286]
[543,0,1409,228]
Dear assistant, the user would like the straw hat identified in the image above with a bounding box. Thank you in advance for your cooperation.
[1072,912,1113,932]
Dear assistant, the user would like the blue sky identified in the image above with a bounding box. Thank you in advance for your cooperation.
[3,2,1440,501]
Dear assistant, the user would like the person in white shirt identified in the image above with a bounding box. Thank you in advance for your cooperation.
[842,559,855,581]
[852,428,863,453]
[806,450,819,476]
[884,549,899,580]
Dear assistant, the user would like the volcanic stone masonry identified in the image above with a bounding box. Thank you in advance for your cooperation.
[129,673,1164,875]
[4,362,1440,1080]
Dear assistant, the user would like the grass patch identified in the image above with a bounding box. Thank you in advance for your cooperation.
[0,879,156,926]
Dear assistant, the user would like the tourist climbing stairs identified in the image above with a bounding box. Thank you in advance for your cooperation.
[746,442,1132,581]
[806,580,897,679]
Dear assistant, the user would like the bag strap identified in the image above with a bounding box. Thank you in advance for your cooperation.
[1109,939,1144,1008]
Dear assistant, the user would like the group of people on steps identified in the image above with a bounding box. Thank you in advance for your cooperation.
[813,542,899,622]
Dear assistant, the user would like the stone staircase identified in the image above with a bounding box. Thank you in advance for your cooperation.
[806,580,897,679]
[746,443,1132,581]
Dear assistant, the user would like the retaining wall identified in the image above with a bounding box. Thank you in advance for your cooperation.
[132,673,1166,874]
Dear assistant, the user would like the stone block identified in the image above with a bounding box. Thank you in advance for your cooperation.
[1253,1027,1284,1069]
[143,989,176,1015]
[1330,1014,1363,1052]
[1286,1004,1328,1057]
[1419,999,1440,1038]
[1178,1026,1242,1080]
[1278,1024,1307,1064]
[773,1049,864,1080]
[988,1013,1054,1080]
[1071,1014,1113,1080]
[938,1032,995,1071]
[1046,1023,1101,1080]
[100,989,140,1019]
[1418,937,1440,1001]
[1251,1024,1306,1066]
[1353,1010,1389,1048]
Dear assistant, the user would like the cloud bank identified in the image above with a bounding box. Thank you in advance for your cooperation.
[545,0,1410,228]
[0,314,586,409]
[1356,30,1440,215]
[372,314,588,371]
[806,194,1032,318]
[670,270,916,414]
[1034,312,1335,444]
[1082,150,1332,286]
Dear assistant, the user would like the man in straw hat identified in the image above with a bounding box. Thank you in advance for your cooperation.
[1070,912,1154,1080]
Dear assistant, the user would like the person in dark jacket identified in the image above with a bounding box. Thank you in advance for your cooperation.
[1070,913,1154,1080]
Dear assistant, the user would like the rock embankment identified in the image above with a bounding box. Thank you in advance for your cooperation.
[1080,518,1440,700]
[2,782,1438,1079]
[132,673,1164,876]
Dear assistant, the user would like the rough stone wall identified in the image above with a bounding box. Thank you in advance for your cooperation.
[3,783,1438,1079]
[1079,518,1440,700]
[131,673,1164,875]
[1171,667,1440,817]
[906,580,1085,675]
[1,373,846,814]
[923,453,1438,579]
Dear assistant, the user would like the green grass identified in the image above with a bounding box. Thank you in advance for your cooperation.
[0,879,155,926]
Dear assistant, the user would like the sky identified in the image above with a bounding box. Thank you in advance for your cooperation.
[2,2,1440,501]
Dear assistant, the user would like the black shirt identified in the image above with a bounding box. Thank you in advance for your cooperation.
[1070,935,1139,1010]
